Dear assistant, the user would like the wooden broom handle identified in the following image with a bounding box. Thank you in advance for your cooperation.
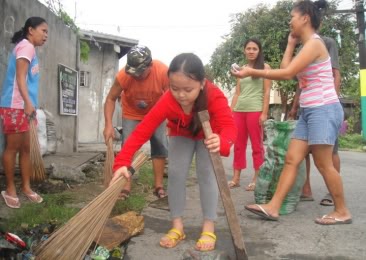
[198,110,248,260]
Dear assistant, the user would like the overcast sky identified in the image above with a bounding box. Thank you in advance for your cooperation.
[41,0,354,67]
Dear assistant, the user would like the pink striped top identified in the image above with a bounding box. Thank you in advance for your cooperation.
[297,35,339,108]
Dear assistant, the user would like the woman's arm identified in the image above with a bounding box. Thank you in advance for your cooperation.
[232,39,326,80]
[230,79,241,110]
[260,64,272,125]
[16,58,34,115]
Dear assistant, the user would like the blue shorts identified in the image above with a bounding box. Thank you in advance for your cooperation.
[292,103,343,146]
[121,118,168,158]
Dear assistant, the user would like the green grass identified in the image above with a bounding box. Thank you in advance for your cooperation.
[2,194,78,231]
[339,134,366,151]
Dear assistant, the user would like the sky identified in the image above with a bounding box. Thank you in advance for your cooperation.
[41,0,355,68]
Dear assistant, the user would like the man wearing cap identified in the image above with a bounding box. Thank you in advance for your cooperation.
[104,45,169,199]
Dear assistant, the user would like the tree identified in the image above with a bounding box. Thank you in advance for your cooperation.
[208,0,358,116]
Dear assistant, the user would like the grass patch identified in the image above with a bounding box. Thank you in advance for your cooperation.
[339,134,366,151]
[2,194,78,231]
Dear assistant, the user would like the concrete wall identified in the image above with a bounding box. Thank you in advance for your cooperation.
[0,0,78,153]
[78,43,121,143]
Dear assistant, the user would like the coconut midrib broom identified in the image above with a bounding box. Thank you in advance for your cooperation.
[103,138,114,188]
[29,113,46,182]
[34,151,149,260]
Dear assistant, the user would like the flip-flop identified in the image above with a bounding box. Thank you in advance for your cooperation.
[315,215,352,225]
[320,193,334,206]
[118,189,130,201]
[1,191,21,209]
[300,195,315,201]
[159,228,186,248]
[227,180,240,189]
[244,204,279,221]
[153,187,167,199]
[245,182,256,191]
[23,191,43,203]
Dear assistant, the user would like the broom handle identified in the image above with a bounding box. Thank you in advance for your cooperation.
[198,110,248,260]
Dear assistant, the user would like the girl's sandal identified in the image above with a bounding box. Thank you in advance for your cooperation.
[159,228,186,248]
[195,231,217,252]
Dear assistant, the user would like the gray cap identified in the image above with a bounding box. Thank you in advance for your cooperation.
[125,45,152,77]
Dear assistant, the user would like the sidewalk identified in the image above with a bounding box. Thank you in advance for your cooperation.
[124,149,366,260]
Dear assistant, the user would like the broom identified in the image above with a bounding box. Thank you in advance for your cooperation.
[29,113,46,182]
[34,151,149,260]
[103,138,114,188]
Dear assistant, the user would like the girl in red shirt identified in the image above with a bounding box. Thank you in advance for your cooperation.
[111,53,237,251]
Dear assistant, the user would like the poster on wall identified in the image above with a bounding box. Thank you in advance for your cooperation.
[58,64,78,116]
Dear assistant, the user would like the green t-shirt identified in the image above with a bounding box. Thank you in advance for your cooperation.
[233,77,264,112]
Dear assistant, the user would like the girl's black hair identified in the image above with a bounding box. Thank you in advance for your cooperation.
[11,17,47,44]
[168,53,207,136]
[243,38,265,79]
[293,0,328,30]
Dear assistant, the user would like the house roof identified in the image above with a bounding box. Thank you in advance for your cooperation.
[79,30,139,58]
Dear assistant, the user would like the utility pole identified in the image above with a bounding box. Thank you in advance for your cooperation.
[356,0,366,139]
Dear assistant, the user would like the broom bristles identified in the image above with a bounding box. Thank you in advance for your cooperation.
[103,138,114,188]
[34,151,149,260]
[29,118,46,182]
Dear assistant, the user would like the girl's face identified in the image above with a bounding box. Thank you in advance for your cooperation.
[244,41,260,62]
[169,71,203,111]
[289,9,307,37]
[28,22,48,46]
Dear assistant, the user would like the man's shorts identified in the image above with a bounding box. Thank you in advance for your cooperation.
[292,103,343,146]
[0,107,31,134]
[121,118,168,158]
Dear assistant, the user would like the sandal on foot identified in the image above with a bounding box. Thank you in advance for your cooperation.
[1,191,20,209]
[118,189,130,201]
[315,215,352,225]
[159,228,186,248]
[153,187,167,199]
[320,193,333,206]
[227,180,240,189]
[245,182,256,191]
[300,195,314,201]
[23,191,43,203]
[195,231,217,252]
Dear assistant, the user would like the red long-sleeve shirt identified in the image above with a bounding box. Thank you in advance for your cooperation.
[113,80,237,171]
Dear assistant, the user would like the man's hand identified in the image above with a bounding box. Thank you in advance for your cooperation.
[109,166,131,186]
[204,133,220,153]
[288,108,297,120]
[259,113,267,125]
[103,125,115,144]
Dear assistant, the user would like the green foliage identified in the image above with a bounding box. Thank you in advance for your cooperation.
[45,0,89,62]
[80,40,90,63]
[339,133,366,151]
[208,0,358,99]
[4,194,78,230]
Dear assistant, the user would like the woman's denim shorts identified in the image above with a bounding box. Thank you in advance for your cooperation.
[292,102,344,145]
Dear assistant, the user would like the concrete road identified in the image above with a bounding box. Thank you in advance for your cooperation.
[125,149,366,260]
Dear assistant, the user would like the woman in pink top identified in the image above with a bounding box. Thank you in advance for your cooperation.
[0,17,48,208]
[231,0,351,225]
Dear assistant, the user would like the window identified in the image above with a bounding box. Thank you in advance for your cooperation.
[80,71,90,87]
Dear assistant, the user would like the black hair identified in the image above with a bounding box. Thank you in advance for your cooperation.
[293,0,328,30]
[11,17,47,44]
[243,38,265,79]
[168,53,207,136]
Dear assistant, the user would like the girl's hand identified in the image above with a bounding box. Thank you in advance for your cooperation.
[109,166,131,186]
[24,103,35,118]
[259,113,267,125]
[231,66,251,78]
[204,133,220,153]
[287,33,299,47]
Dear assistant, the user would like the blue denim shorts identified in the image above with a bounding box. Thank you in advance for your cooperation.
[292,103,344,146]
[122,118,168,158]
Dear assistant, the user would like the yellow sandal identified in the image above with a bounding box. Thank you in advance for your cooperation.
[195,231,217,252]
[159,228,186,248]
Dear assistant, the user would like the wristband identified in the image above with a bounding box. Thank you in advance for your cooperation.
[128,166,135,175]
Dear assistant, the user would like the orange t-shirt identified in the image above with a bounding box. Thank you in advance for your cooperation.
[116,60,169,120]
